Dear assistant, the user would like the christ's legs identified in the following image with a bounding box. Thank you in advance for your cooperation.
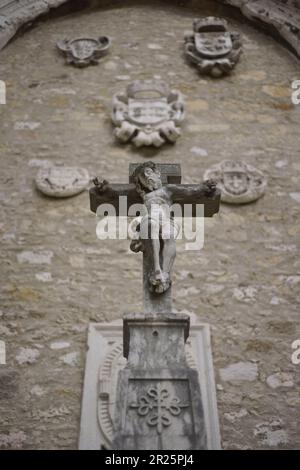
[148,219,161,275]
[152,238,162,274]
[141,216,163,279]
[161,219,177,281]
[162,238,176,276]
[140,215,176,293]
[149,234,166,293]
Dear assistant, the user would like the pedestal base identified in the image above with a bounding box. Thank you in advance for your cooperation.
[113,367,206,450]
[79,318,221,450]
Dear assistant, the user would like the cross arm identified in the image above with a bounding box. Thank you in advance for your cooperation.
[90,182,220,218]
[167,182,221,217]
[90,183,142,215]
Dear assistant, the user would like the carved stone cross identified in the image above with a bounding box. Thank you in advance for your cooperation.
[89,162,220,450]
[90,162,220,314]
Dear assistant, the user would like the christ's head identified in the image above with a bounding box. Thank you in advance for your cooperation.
[133,161,162,196]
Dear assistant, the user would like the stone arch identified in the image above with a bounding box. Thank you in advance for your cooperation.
[0,1,299,58]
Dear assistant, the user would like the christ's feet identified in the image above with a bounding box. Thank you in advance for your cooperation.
[149,270,171,294]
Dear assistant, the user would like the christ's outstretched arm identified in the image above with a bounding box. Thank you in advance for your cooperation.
[92,178,138,199]
[167,180,218,201]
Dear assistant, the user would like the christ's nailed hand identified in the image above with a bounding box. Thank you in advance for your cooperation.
[93,178,109,193]
[203,179,217,195]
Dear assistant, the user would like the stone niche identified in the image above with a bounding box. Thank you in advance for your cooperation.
[0,0,300,58]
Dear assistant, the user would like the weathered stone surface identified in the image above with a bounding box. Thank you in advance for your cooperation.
[219,362,258,382]
[266,372,294,389]
[30,385,46,396]
[15,347,40,365]
[0,431,27,450]
[0,369,19,400]
[289,192,300,203]
[50,341,70,350]
[35,272,53,282]
[17,250,54,265]
[14,121,41,130]
[60,351,79,366]
[254,419,288,447]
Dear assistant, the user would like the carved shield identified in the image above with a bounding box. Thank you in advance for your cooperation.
[69,39,99,59]
[128,98,170,126]
[195,32,232,58]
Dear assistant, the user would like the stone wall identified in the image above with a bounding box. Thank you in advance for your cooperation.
[0,1,300,56]
[0,0,299,451]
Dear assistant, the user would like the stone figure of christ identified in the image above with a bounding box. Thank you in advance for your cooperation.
[94,161,216,295]
[130,162,179,294]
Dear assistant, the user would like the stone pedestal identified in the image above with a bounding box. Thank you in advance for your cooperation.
[112,313,207,450]
[78,320,220,450]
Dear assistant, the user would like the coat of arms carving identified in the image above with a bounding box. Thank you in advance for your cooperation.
[184,17,242,77]
[204,160,267,204]
[57,36,111,67]
[112,80,185,147]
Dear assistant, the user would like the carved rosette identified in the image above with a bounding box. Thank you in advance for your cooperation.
[112,80,185,147]
[204,160,267,204]
[184,17,242,77]
[57,36,111,67]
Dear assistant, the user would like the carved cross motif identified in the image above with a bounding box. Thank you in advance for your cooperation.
[130,383,188,434]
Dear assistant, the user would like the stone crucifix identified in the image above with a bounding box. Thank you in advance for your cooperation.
[90,161,220,314]
[89,161,220,449]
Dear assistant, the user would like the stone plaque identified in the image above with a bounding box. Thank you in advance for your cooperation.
[204,160,267,204]
[79,320,221,450]
[35,166,90,198]
[57,36,111,67]
[185,17,242,77]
